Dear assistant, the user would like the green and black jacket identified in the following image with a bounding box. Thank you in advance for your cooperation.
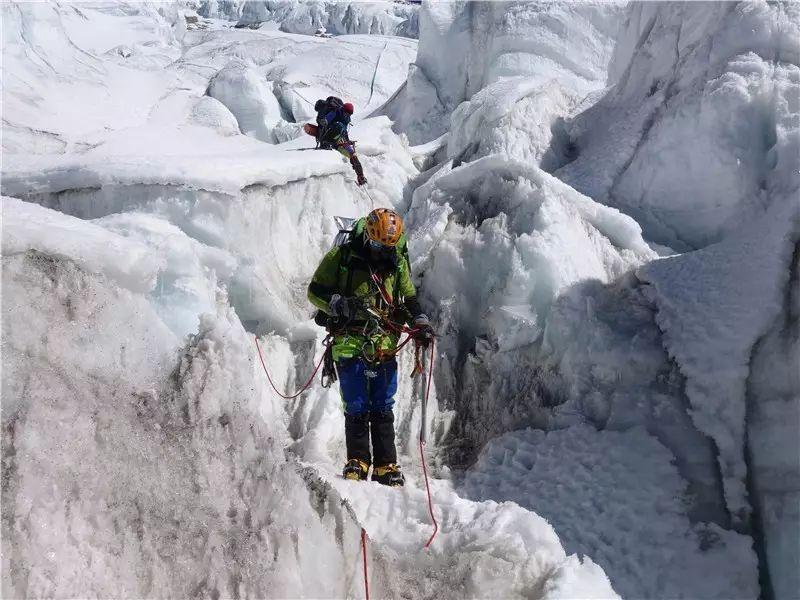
[307,218,423,362]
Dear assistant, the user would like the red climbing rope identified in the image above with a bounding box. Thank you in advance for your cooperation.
[254,335,329,400]
[361,528,370,600]
[419,338,438,549]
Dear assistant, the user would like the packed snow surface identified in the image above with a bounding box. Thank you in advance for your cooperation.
[461,425,758,600]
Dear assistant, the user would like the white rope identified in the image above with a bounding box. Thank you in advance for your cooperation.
[359,184,376,209]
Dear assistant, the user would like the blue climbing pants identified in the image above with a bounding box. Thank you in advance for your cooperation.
[338,358,398,465]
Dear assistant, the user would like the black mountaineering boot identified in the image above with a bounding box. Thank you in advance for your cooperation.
[372,464,404,487]
[343,459,370,481]
[370,410,403,486]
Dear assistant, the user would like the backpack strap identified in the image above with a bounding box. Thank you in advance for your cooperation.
[340,244,355,296]
[339,218,408,302]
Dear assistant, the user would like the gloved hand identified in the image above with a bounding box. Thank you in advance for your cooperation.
[412,314,435,346]
[329,294,356,322]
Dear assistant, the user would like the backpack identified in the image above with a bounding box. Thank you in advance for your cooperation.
[314,96,345,117]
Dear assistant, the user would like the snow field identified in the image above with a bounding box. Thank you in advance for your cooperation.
[461,425,759,599]
[3,1,418,158]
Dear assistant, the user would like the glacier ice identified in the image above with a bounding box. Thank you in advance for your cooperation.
[235,0,419,38]
[382,0,625,145]
[556,0,800,250]
[3,0,798,598]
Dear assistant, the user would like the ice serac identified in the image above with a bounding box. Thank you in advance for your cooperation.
[197,0,244,21]
[638,200,800,593]
[383,0,625,145]
[405,154,655,462]
[557,0,800,250]
[207,60,287,143]
[235,0,419,38]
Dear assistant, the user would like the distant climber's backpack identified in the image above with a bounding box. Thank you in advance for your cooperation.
[314,96,345,116]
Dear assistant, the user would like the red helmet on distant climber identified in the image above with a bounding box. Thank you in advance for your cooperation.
[343,102,354,114]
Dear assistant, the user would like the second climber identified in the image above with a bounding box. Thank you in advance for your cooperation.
[303,96,367,186]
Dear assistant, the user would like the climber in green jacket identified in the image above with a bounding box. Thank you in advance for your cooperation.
[308,208,434,486]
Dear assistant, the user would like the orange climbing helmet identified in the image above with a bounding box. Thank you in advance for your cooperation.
[365,208,404,247]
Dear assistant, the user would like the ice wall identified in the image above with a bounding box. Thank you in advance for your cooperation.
[557,0,800,250]
[382,0,625,144]
[547,3,800,592]
[1,247,377,598]
[747,240,800,600]
[638,200,800,597]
